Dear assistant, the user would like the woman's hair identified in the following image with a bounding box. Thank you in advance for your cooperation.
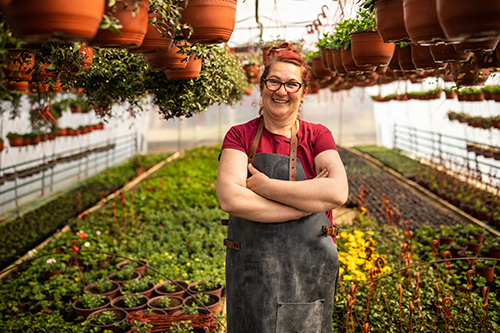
[259,42,310,93]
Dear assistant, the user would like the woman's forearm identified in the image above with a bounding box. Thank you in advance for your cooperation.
[217,182,310,222]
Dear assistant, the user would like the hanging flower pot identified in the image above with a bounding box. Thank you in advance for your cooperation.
[179,0,237,44]
[374,0,410,43]
[332,48,347,76]
[143,40,188,70]
[403,0,448,45]
[3,0,105,44]
[453,37,500,53]
[411,44,446,70]
[436,0,500,42]
[91,0,149,48]
[350,31,395,67]
[429,43,471,63]
[397,44,418,72]
[342,46,376,74]
[243,63,260,84]
[450,58,490,87]
[5,51,34,81]
[164,54,202,80]
[311,56,331,79]
[133,13,174,53]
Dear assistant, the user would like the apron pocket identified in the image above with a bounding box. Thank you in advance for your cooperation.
[275,299,325,333]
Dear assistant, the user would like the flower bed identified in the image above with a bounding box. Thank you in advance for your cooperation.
[0,144,498,332]
[0,153,167,271]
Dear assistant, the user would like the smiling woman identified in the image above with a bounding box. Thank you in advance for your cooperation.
[217,42,348,333]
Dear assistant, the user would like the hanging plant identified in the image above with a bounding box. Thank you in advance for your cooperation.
[146,44,246,119]
[76,47,150,117]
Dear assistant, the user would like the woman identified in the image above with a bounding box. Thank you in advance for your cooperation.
[217,42,348,333]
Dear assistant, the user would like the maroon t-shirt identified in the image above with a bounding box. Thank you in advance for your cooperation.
[222,117,337,223]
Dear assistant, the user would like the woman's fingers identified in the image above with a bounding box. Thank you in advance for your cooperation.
[314,168,329,179]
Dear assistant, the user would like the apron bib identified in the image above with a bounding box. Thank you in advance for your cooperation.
[224,119,340,333]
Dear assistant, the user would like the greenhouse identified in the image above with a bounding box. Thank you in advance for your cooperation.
[0,0,499,332]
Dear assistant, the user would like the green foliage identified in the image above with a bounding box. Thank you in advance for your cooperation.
[76,292,106,309]
[89,310,120,325]
[146,44,247,119]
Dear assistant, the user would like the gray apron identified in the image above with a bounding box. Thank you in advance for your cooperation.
[224,119,339,333]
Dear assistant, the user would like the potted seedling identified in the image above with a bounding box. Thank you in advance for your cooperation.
[73,291,111,319]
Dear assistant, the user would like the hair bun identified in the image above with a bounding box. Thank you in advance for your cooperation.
[267,42,296,58]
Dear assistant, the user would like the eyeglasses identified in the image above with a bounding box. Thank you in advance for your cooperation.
[263,78,306,93]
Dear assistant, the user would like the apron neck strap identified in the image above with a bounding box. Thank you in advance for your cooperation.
[248,117,298,181]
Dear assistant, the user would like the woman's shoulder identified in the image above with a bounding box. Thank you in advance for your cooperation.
[298,119,331,135]
[230,117,260,133]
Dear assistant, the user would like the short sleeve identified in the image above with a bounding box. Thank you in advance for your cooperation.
[313,124,337,157]
[222,126,247,154]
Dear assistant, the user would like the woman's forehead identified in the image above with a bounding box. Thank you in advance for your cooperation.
[267,62,302,80]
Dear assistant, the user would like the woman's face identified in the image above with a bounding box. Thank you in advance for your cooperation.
[261,62,306,121]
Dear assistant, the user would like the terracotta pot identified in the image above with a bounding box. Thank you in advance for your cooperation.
[332,48,347,76]
[0,141,4,152]
[143,41,188,70]
[91,0,148,48]
[187,280,223,298]
[439,236,455,245]
[183,293,221,314]
[72,296,111,320]
[84,282,120,300]
[243,64,261,84]
[437,0,500,42]
[342,46,376,74]
[350,31,395,67]
[121,281,155,299]
[397,45,417,72]
[179,0,237,44]
[88,308,127,333]
[453,37,500,53]
[450,59,490,86]
[457,250,477,266]
[107,271,141,285]
[403,0,448,45]
[475,265,495,283]
[110,294,148,314]
[3,0,105,44]
[411,44,446,70]
[5,51,35,81]
[429,43,471,63]
[466,242,482,255]
[311,57,331,79]
[147,296,183,315]
[154,280,189,298]
[164,54,202,80]
[324,48,336,71]
[374,0,410,43]
[116,259,149,275]
[134,12,174,53]
[489,247,500,259]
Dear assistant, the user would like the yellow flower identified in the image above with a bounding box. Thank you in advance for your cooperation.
[186,262,191,267]
[195,258,200,262]
[74,277,80,282]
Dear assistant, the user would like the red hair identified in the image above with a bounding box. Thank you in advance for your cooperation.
[259,42,310,93]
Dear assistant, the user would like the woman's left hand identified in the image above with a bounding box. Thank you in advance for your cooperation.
[246,163,270,195]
